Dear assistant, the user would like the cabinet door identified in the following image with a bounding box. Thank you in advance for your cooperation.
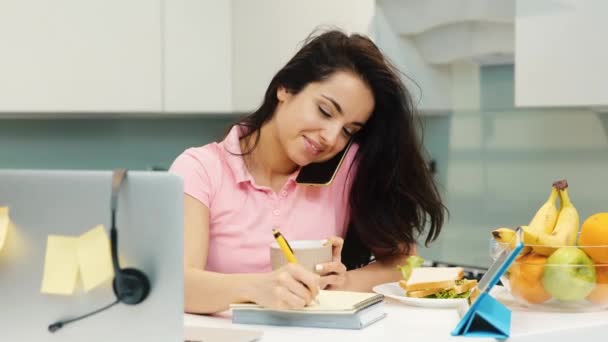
[163,0,232,112]
[231,0,375,113]
[515,0,608,107]
[0,0,161,112]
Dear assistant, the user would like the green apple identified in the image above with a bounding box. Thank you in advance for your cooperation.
[542,247,596,301]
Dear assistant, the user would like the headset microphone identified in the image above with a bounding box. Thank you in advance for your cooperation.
[47,299,120,332]
[48,169,150,333]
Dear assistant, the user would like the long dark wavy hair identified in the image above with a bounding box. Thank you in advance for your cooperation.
[232,29,446,270]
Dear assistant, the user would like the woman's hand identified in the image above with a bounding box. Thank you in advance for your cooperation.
[249,263,320,310]
[317,236,349,290]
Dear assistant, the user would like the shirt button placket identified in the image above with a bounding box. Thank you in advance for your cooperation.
[275,189,289,218]
[271,192,281,228]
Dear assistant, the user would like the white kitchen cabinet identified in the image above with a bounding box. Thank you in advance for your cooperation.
[163,0,232,112]
[0,0,162,112]
[163,0,375,114]
[231,0,376,113]
[515,0,608,107]
[372,6,452,113]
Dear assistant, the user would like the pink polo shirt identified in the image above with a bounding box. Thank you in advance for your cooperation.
[169,126,358,274]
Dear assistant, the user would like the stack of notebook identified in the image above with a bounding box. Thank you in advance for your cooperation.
[230,290,386,329]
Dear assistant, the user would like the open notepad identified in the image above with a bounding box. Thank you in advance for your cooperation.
[231,290,386,329]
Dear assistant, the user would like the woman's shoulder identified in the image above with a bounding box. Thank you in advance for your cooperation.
[169,142,229,207]
[169,142,225,175]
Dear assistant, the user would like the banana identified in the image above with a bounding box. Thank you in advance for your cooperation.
[492,228,517,249]
[555,184,580,245]
[525,180,579,256]
[491,227,532,255]
[527,184,560,235]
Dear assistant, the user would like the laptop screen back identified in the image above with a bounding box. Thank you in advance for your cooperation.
[0,169,183,341]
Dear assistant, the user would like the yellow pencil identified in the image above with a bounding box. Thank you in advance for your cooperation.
[272,228,298,263]
[272,229,319,305]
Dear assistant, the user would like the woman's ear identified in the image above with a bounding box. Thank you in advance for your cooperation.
[277,87,291,103]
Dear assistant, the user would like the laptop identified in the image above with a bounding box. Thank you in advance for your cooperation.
[0,169,183,341]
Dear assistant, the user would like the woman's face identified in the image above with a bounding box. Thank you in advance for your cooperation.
[274,71,374,166]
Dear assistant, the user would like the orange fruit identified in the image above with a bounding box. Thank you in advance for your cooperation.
[509,253,552,304]
[586,266,608,304]
[578,213,608,264]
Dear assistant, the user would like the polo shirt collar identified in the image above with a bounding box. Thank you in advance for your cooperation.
[220,125,253,184]
[220,125,300,186]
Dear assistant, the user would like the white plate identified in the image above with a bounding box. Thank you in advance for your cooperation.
[372,282,468,309]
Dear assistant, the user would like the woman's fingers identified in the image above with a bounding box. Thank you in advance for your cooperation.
[285,264,320,299]
[323,236,344,262]
[316,261,347,290]
[277,270,313,305]
[315,261,347,276]
[319,273,349,290]
[273,285,306,309]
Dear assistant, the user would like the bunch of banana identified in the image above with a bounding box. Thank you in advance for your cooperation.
[491,182,559,249]
[523,180,579,256]
[490,179,579,257]
[527,184,560,235]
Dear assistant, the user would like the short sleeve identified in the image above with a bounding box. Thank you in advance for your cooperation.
[169,147,220,209]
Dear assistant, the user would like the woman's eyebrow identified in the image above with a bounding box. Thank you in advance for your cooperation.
[321,94,364,127]
[321,94,343,114]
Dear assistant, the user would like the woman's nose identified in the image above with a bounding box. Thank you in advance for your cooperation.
[319,122,342,148]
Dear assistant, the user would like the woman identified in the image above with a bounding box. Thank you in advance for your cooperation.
[170,29,446,314]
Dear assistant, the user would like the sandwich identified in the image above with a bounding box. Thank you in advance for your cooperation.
[399,267,478,299]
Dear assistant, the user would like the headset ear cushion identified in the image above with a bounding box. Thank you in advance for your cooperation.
[113,268,150,305]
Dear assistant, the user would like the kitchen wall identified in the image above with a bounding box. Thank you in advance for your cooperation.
[418,65,608,268]
[0,116,236,170]
[2,65,607,268]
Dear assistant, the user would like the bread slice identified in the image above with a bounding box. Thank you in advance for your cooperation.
[404,287,447,298]
[405,279,477,298]
[404,279,478,299]
[469,285,481,303]
[402,267,465,292]
[453,279,477,294]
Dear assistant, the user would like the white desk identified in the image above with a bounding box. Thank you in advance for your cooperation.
[184,289,608,342]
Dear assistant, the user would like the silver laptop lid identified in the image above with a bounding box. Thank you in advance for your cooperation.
[0,169,183,341]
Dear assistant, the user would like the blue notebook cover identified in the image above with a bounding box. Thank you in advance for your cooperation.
[231,290,386,329]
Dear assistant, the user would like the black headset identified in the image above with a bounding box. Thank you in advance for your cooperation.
[48,169,150,333]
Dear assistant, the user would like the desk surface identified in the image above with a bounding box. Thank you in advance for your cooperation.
[184,288,608,342]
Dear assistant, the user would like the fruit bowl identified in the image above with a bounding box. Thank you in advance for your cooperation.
[491,240,608,312]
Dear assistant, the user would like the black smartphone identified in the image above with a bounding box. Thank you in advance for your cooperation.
[295,139,354,186]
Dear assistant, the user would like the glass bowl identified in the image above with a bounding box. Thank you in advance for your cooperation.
[490,239,608,312]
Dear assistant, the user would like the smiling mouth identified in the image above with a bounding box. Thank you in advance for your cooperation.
[303,136,324,155]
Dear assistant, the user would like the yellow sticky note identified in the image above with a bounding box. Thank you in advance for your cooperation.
[41,236,79,295]
[0,207,9,251]
[77,225,114,292]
